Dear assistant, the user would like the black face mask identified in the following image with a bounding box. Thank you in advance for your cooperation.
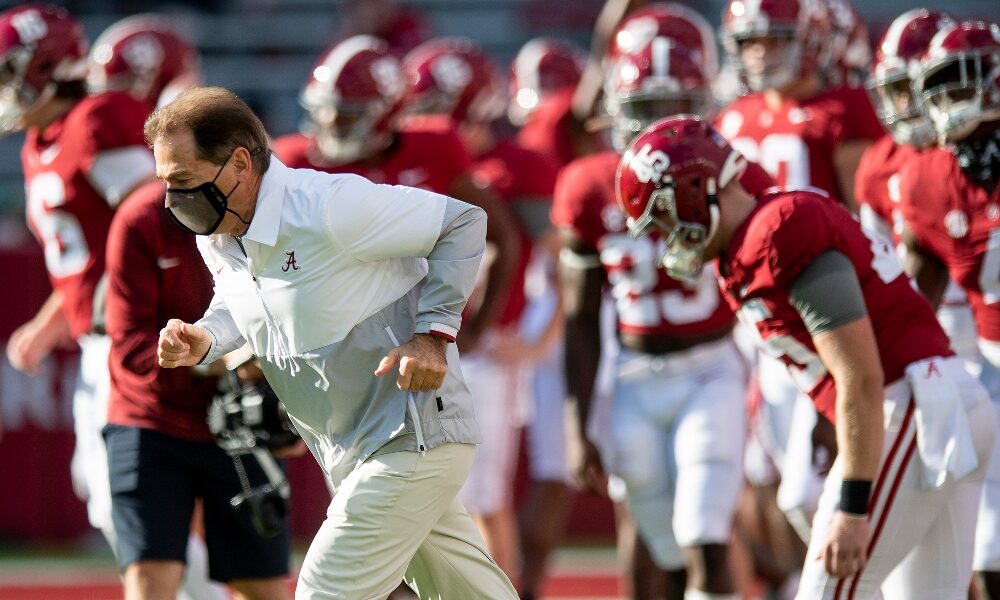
[165,151,250,235]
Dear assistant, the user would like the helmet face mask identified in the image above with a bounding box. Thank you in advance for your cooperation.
[625,183,715,281]
[309,103,385,164]
[733,31,802,92]
[920,53,1000,143]
[0,46,35,132]
[612,92,707,152]
[915,21,1000,144]
[867,71,937,147]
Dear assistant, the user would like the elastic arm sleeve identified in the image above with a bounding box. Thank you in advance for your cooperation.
[414,198,487,341]
[789,251,868,335]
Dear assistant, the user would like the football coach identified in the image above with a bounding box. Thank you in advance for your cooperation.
[150,86,517,599]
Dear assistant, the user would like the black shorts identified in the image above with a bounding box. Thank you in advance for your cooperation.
[104,424,290,582]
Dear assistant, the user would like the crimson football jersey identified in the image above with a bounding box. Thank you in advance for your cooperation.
[22,91,152,338]
[472,139,558,326]
[552,150,773,340]
[855,135,918,246]
[272,115,472,194]
[715,86,884,202]
[718,189,952,421]
[898,147,1000,343]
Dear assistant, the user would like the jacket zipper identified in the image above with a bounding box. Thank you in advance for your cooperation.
[383,325,427,453]
[234,237,293,364]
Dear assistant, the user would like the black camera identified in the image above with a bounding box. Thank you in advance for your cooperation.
[207,373,299,538]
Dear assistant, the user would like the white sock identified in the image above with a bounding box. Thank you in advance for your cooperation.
[178,534,229,600]
[685,590,738,600]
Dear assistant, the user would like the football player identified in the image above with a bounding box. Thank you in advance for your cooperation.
[400,36,560,582]
[1,4,154,550]
[714,0,885,547]
[714,0,883,210]
[553,33,773,600]
[618,114,995,600]
[896,20,1000,599]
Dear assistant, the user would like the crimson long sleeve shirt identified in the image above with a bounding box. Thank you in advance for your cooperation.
[105,181,217,441]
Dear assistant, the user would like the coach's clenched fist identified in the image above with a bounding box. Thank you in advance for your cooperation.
[158,319,212,368]
[374,333,449,392]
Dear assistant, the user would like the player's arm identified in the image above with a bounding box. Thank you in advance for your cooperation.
[560,229,607,491]
[6,290,71,375]
[900,222,950,309]
[789,250,884,577]
[448,173,521,350]
[833,139,873,215]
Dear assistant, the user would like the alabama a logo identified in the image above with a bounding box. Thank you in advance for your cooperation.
[282,250,300,272]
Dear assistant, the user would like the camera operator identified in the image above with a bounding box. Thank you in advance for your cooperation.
[104,180,292,600]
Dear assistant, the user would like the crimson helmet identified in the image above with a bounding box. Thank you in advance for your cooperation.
[869,9,956,147]
[88,15,200,108]
[823,0,871,87]
[608,3,719,78]
[720,0,828,92]
[402,37,504,123]
[0,4,87,134]
[605,37,710,152]
[917,21,1000,144]
[300,35,407,164]
[615,115,746,280]
[508,37,585,126]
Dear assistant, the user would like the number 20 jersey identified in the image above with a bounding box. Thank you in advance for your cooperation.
[714,86,884,203]
[717,189,952,422]
[898,146,1000,344]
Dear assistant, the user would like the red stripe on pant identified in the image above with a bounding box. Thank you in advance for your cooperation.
[832,399,916,600]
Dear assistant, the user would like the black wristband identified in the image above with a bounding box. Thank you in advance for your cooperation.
[838,479,873,515]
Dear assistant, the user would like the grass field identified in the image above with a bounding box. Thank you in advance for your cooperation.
[0,543,625,599]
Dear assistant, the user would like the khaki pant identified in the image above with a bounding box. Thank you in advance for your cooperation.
[295,442,518,599]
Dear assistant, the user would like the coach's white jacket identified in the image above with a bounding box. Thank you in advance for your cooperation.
[194,157,483,489]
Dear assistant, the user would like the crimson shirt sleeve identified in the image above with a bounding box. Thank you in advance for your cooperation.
[551,158,606,248]
[751,196,838,292]
[105,191,194,397]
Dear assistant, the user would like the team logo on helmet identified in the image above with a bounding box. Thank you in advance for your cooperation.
[625,143,671,184]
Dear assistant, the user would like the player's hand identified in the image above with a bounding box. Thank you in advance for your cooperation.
[6,316,70,375]
[573,438,608,496]
[158,319,212,368]
[818,511,870,577]
[374,333,448,392]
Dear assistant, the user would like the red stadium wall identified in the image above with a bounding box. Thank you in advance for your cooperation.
[0,246,615,543]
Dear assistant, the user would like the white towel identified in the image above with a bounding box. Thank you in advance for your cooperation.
[905,357,979,489]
